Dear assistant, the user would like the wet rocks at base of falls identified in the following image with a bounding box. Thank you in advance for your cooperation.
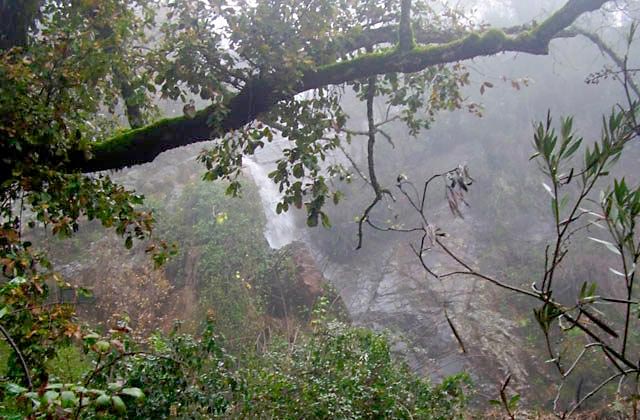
[264,241,343,321]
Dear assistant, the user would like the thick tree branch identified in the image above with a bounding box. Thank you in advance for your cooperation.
[398,0,414,51]
[335,25,464,54]
[76,0,608,173]
[336,21,560,55]
[0,0,39,50]
[366,79,382,198]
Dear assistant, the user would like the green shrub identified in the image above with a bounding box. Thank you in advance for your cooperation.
[238,321,469,419]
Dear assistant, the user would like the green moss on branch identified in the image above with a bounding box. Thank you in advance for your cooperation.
[93,116,187,156]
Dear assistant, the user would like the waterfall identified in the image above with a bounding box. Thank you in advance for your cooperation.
[242,137,479,382]
[244,157,298,249]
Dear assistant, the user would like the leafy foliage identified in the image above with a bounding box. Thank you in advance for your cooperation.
[71,319,468,419]
[0,0,170,393]
[238,320,469,419]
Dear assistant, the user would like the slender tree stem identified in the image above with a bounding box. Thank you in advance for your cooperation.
[0,323,32,390]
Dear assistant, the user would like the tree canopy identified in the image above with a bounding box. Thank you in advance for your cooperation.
[0,0,620,237]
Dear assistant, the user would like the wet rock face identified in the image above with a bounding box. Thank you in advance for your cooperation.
[302,220,535,397]
[266,242,329,319]
[290,243,325,303]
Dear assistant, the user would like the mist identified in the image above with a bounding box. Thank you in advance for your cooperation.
[2,0,640,417]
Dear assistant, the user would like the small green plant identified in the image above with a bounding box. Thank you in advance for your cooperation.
[489,374,520,420]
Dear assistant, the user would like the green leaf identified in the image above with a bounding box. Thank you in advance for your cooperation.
[508,394,521,409]
[320,212,331,228]
[95,341,111,353]
[111,396,127,414]
[332,191,343,205]
[292,163,304,178]
[121,387,145,400]
[43,390,59,404]
[77,287,93,298]
[561,138,582,159]
[61,390,77,408]
[6,383,28,395]
[307,212,318,227]
[73,386,88,394]
[83,332,100,341]
[559,194,570,212]
[95,394,111,408]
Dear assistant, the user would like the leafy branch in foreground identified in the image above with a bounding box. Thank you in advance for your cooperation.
[5,325,147,419]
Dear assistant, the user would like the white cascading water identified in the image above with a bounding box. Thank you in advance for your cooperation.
[244,157,298,249]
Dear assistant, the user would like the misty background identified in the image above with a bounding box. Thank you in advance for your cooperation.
[42,0,640,409]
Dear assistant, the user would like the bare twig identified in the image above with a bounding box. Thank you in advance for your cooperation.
[498,373,517,420]
[566,370,636,418]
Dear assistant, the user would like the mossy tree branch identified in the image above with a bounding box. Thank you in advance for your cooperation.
[76,0,609,174]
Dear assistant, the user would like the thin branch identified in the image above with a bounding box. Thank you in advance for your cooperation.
[499,374,516,420]
[573,28,640,98]
[0,323,32,390]
[444,307,467,354]
[563,343,603,378]
[543,328,565,376]
[565,369,636,418]
[336,143,371,186]
[357,74,395,249]
[436,239,541,299]
[366,76,382,199]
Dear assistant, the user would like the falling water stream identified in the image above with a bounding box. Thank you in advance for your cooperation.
[243,147,298,249]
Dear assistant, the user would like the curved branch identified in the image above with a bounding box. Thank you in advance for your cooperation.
[75,0,608,173]
[357,75,384,250]
[0,323,33,390]
[565,369,636,418]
